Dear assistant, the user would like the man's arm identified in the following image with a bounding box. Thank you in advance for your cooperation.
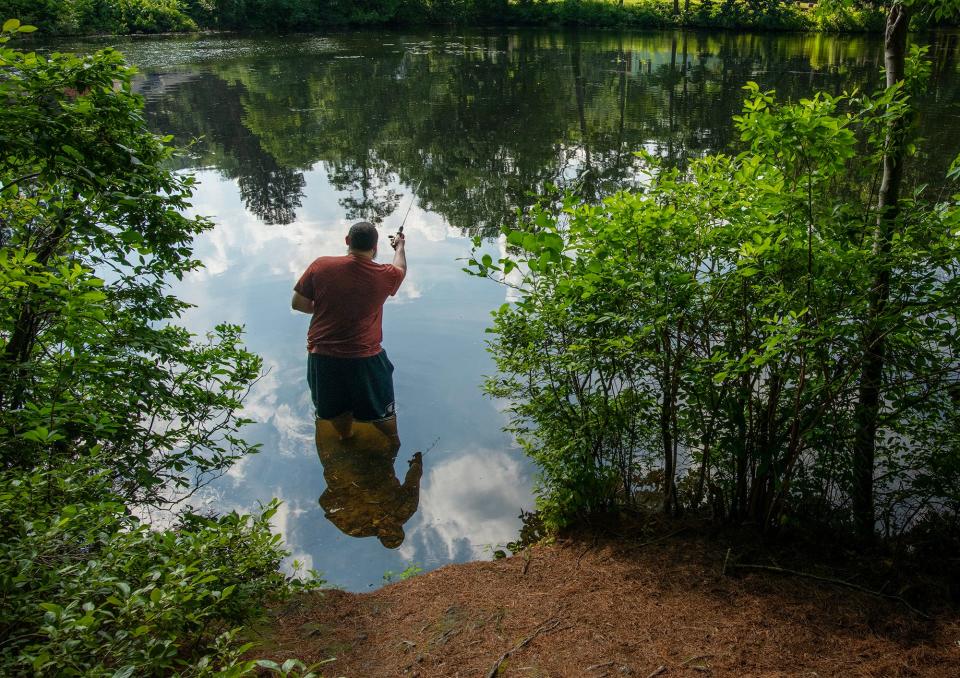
[291,290,314,314]
[389,232,406,273]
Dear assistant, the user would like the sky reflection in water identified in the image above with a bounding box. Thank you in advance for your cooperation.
[171,167,532,590]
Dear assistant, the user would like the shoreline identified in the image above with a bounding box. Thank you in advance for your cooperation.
[252,526,960,676]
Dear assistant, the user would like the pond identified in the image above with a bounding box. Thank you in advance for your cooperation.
[56,28,960,590]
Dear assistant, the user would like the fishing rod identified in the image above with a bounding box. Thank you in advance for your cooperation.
[393,180,421,239]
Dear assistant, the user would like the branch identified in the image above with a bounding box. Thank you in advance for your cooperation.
[728,562,930,619]
[0,172,41,194]
[485,618,562,678]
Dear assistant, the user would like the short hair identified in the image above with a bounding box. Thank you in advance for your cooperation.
[348,221,378,251]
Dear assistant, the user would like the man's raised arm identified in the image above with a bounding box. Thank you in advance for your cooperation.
[390,232,406,273]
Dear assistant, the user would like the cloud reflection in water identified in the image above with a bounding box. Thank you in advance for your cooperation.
[170,167,534,590]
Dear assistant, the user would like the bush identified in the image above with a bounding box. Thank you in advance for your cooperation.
[0,0,196,34]
[470,72,960,535]
[119,0,197,33]
[0,458,312,676]
[0,21,319,675]
[810,0,885,32]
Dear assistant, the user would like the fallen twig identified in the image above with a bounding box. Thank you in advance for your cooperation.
[576,535,599,569]
[728,563,930,619]
[587,660,615,671]
[646,665,667,678]
[485,618,562,678]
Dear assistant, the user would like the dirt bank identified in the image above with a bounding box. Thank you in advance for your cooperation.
[254,531,960,677]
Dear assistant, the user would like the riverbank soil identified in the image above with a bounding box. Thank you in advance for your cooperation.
[254,526,960,676]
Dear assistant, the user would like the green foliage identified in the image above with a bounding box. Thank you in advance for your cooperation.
[0,23,320,675]
[0,21,261,506]
[0,458,318,676]
[12,0,956,35]
[0,0,196,34]
[471,74,960,535]
[810,0,885,31]
[382,562,424,582]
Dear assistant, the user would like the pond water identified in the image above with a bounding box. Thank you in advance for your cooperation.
[56,28,960,590]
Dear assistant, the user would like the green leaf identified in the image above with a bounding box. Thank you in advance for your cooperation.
[3,19,21,32]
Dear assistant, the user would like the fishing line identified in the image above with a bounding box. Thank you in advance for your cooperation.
[394,180,421,237]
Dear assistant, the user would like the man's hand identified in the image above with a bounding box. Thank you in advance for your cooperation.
[389,232,405,251]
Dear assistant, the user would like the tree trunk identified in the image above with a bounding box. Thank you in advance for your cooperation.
[851,3,910,541]
[661,332,677,515]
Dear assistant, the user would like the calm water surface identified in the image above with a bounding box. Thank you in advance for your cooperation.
[58,29,960,590]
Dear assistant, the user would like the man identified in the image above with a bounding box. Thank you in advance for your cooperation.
[292,221,406,445]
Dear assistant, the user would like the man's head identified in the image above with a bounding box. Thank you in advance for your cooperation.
[378,523,405,549]
[346,221,378,255]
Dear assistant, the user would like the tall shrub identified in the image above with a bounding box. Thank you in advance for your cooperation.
[471,74,960,536]
[1,21,319,674]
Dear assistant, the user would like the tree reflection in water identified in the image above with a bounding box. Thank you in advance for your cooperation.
[315,419,423,549]
[138,30,960,232]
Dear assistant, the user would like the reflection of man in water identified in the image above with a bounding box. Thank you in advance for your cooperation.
[315,419,422,548]
[292,221,406,444]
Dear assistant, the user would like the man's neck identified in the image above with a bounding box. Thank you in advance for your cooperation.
[348,249,375,260]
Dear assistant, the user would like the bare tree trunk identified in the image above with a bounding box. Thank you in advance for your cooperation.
[661,331,677,515]
[851,3,910,541]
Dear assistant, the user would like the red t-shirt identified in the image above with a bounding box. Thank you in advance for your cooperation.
[295,255,405,358]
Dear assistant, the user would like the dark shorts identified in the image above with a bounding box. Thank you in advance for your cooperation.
[307,350,396,422]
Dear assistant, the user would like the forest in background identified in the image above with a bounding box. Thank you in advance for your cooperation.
[0,0,915,36]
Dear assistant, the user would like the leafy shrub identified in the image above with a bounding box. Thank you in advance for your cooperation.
[0,0,196,34]
[0,22,260,506]
[470,73,960,535]
[118,0,197,33]
[0,458,313,676]
[810,0,885,31]
[0,21,319,675]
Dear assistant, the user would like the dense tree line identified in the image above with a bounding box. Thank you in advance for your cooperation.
[0,0,906,36]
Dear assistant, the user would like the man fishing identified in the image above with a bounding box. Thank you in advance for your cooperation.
[292,221,406,446]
